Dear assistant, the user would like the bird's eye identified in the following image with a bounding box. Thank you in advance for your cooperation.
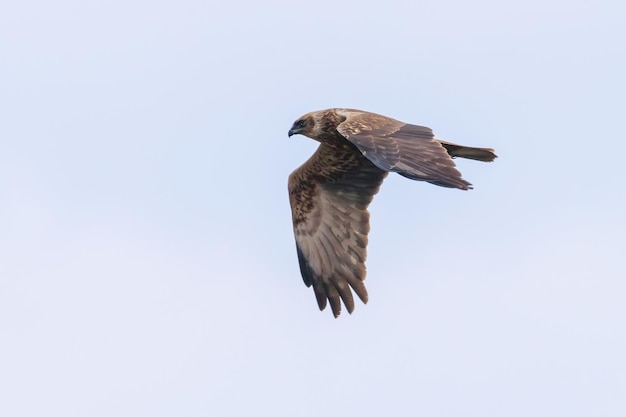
[297,120,306,128]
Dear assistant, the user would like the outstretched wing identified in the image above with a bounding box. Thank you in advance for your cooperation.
[335,109,472,189]
[288,143,387,317]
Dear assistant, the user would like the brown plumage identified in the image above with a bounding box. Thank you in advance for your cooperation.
[287,108,496,317]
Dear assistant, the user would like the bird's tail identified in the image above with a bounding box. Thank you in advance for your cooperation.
[437,140,497,162]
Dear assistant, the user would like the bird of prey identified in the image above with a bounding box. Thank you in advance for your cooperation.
[288,108,496,317]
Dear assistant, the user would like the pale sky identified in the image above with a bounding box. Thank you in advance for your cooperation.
[1,1,625,416]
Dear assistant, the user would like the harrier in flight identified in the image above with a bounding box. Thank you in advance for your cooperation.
[288,108,496,317]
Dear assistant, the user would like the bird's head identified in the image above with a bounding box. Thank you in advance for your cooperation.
[288,115,314,138]
[288,110,343,142]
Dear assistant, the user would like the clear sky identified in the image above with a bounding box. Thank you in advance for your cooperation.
[1,1,625,416]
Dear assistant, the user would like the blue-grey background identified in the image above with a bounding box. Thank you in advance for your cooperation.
[1,1,625,416]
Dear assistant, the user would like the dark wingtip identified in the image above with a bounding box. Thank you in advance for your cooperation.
[296,244,313,287]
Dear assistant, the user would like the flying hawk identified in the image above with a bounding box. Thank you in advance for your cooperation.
[288,108,496,317]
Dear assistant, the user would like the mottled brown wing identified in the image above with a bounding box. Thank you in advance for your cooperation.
[335,109,472,189]
[288,143,387,317]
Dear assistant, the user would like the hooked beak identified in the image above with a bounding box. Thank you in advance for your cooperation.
[288,128,298,137]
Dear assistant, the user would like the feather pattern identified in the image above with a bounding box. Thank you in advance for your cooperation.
[335,109,475,189]
[289,142,386,317]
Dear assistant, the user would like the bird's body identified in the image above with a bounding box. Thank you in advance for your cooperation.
[288,108,496,317]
